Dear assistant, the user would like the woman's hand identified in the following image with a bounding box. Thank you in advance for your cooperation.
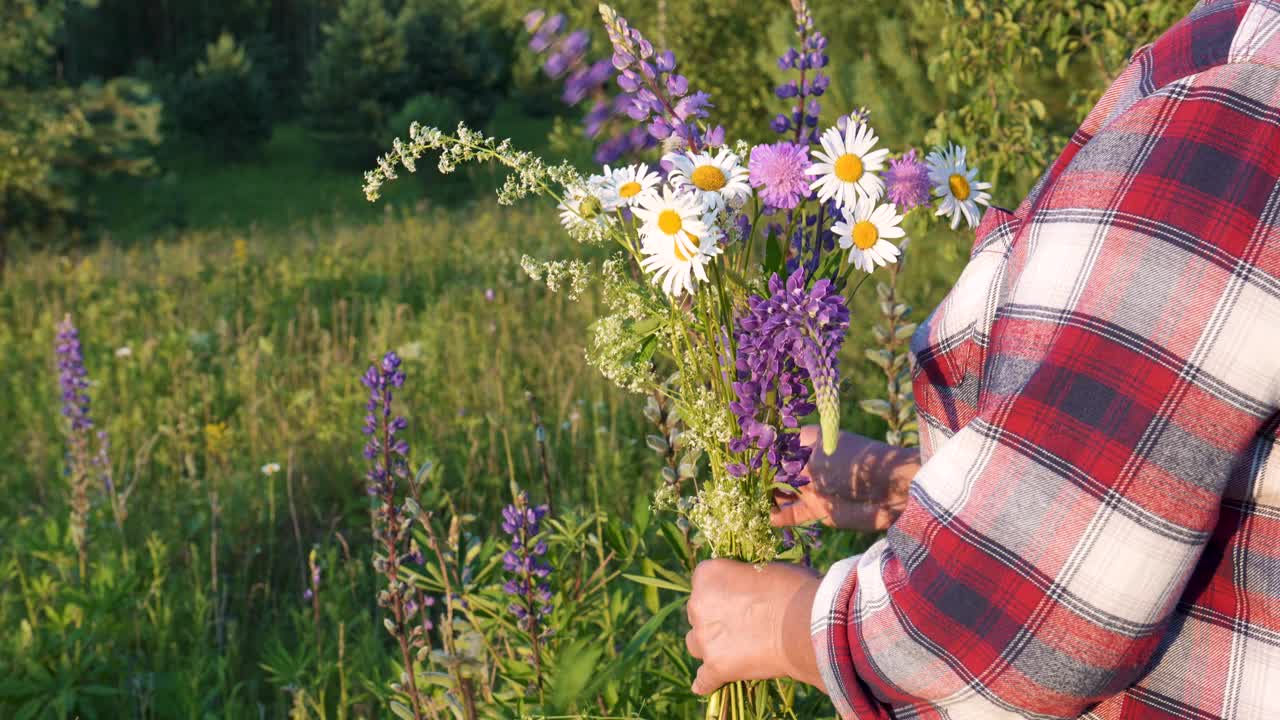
[770,426,919,531]
[684,559,824,695]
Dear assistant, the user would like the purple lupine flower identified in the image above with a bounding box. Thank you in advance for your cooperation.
[749,142,812,210]
[501,492,553,638]
[524,9,658,164]
[599,4,712,151]
[361,352,417,616]
[729,271,851,484]
[781,525,823,568]
[773,0,828,145]
[56,315,93,434]
[885,149,932,211]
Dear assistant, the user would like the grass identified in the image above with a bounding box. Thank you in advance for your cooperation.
[87,101,562,242]
[2,107,976,716]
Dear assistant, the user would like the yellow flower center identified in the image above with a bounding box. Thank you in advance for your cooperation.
[834,153,864,182]
[690,164,727,192]
[658,209,684,235]
[852,221,879,250]
[618,181,642,198]
[949,173,971,201]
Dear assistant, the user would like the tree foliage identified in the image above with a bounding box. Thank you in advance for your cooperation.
[173,32,273,159]
[0,0,161,263]
[303,0,407,152]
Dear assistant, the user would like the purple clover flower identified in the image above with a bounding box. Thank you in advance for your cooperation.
[729,271,850,485]
[885,149,932,211]
[749,142,812,210]
[772,0,829,145]
[599,4,720,151]
[501,492,553,638]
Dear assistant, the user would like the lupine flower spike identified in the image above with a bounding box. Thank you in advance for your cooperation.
[730,271,851,478]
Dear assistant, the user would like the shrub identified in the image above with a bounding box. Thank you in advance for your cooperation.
[303,0,407,158]
[172,32,273,159]
[398,0,515,128]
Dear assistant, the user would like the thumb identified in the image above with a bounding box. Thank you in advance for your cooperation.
[691,663,724,696]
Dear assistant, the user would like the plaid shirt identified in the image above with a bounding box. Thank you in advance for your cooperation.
[811,1,1280,718]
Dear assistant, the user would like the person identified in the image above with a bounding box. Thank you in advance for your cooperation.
[684,1,1280,717]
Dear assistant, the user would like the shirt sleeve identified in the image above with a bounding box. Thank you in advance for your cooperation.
[811,61,1280,719]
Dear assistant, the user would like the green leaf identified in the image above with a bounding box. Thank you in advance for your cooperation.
[583,597,686,698]
[389,701,415,720]
[549,639,605,711]
[659,521,692,570]
[631,498,650,535]
[764,228,784,275]
[621,573,690,594]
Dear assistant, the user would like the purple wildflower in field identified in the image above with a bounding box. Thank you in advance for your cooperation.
[728,271,850,485]
[524,9,654,164]
[55,314,110,574]
[600,4,719,151]
[56,315,93,434]
[885,149,932,210]
[749,142,812,210]
[501,492,553,636]
[772,0,829,145]
[360,350,433,710]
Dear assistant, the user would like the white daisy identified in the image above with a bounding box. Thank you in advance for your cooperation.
[806,122,890,210]
[926,143,992,230]
[634,187,722,296]
[557,182,610,234]
[665,148,752,214]
[261,462,282,476]
[598,163,661,210]
[832,195,905,273]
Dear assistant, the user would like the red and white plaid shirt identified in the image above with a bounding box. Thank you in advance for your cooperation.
[811,1,1280,717]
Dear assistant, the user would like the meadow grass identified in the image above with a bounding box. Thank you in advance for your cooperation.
[0,193,971,716]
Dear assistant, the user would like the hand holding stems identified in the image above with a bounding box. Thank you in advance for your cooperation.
[685,560,823,696]
[685,425,920,696]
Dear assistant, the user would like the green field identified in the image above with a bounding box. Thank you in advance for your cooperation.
[2,106,979,718]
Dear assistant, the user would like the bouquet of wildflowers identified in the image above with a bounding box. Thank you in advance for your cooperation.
[365,2,990,716]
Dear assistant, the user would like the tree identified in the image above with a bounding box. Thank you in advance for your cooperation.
[0,0,161,276]
[303,0,407,157]
[173,32,273,159]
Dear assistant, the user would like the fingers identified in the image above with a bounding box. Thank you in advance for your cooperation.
[769,498,817,527]
[798,424,820,448]
[685,629,702,659]
[691,663,723,696]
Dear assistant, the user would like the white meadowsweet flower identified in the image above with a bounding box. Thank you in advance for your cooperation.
[115,346,133,358]
[634,187,722,296]
[926,143,992,229]
[261,462,282,477]
[832,195,905,273]
[557,181,611,235]
[665,148,751,214]
[598,163,661,210]
[806,122,890,209]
